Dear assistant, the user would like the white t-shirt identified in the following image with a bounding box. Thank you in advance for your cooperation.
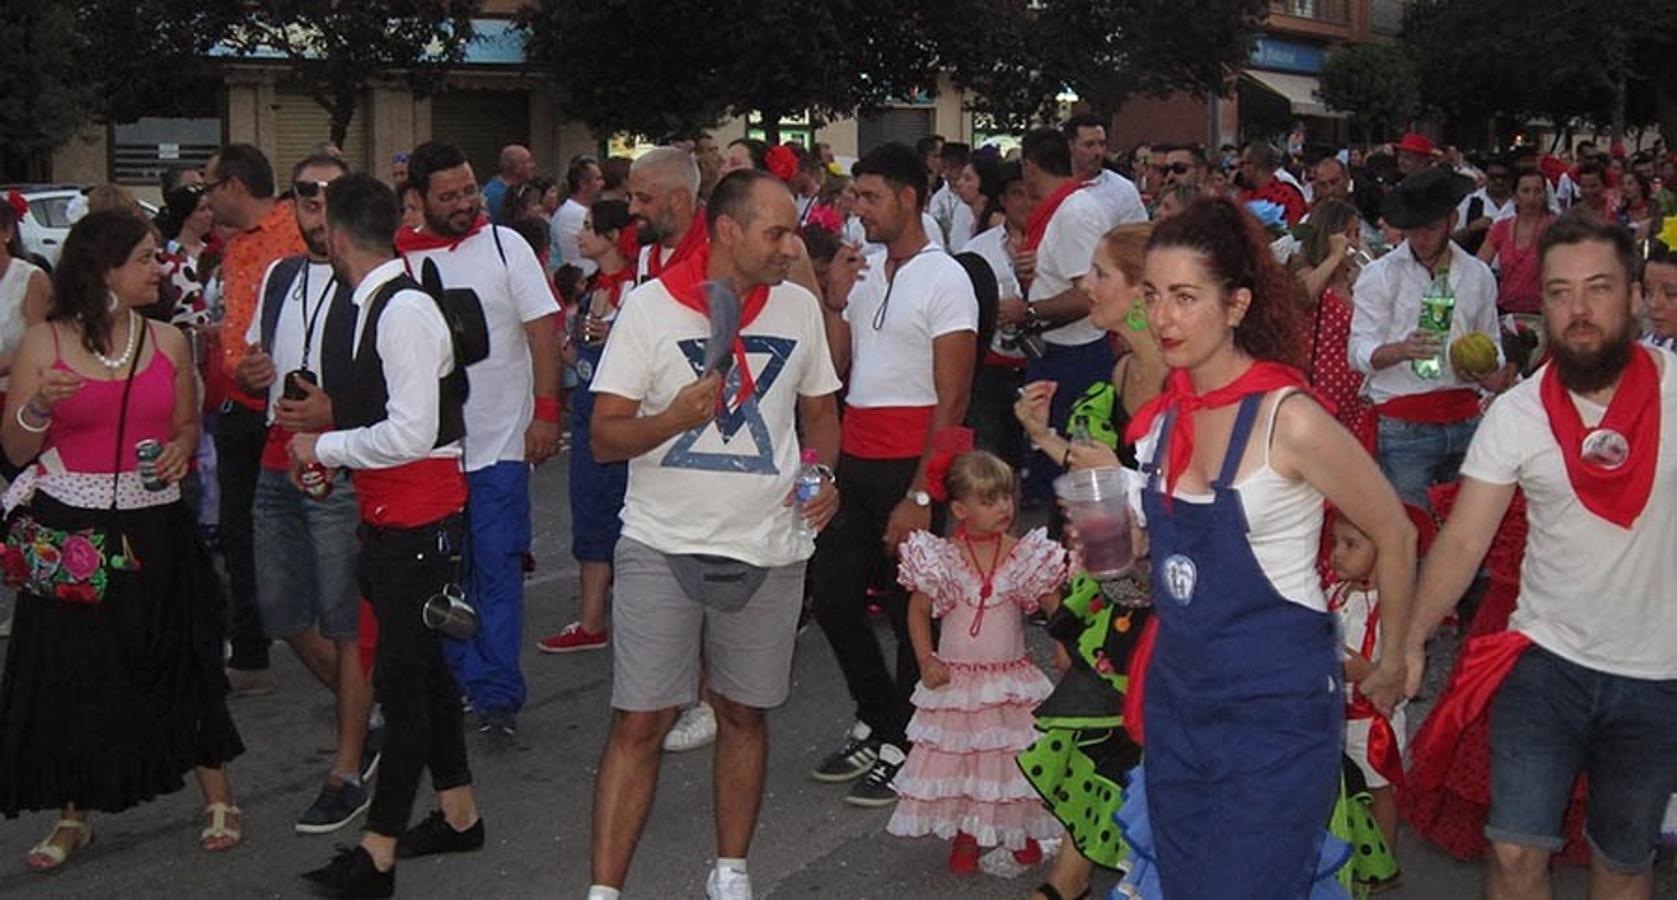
[550,198,596,278]
[928,183,962,244]
[1348,240,1501,403]
[1459,351,1677,680]
[1085,169,1149,229]
[591,278,843,568]
[842,244,978,408]
[401,226,559,471]
[1030,188,1110,347]
[246,259,337,423]
[967,225,1026,360]
[1456,189,1516,227]
[946,201,977,253]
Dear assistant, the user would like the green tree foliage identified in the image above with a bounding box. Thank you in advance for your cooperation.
[75,0,241,125]
[933,0,1269,131]
[1318,43,1419,143]
[0,0,91,180]
[223,0,479,149]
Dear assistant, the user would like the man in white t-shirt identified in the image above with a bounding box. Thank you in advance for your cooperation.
[1406,216,1677,900]
[396,141,562,738]
[809,142,978,809]
[549,154,603,276]
[964,160,1034,465]
[925,141,970,247]
[585,169,842,900]
[1064,114,1148,227]
[1014,127,1123,501]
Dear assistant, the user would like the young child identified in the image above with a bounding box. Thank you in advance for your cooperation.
[1326,512,1407,881]
[887,448,1066,877]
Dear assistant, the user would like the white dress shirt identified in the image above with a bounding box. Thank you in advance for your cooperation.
[316,258,460,470]
[1085,169,1149,227]
[1348,240,1501,404]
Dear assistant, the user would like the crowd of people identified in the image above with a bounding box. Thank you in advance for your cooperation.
[0,113,1673,900]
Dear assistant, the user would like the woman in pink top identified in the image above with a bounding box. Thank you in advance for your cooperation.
[0,211,243,871]
[1478,169,1553,314]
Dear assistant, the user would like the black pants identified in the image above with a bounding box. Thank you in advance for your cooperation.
[811,455,926,748]
[214,402,269,670]
[360,514,473,837]
[967,364,1027,471]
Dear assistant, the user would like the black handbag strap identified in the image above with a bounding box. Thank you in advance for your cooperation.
[106,317,149,514]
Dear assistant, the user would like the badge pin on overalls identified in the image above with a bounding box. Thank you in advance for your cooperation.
[1161,553,1197,605]
[1581,428,1629,469]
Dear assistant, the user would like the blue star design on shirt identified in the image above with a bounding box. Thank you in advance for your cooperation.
[660,335,795,475]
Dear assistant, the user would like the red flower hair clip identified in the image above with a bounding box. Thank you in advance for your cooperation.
[5,190,27,223]
[805,204,842,234]
[765,145,799,183]
[925,426,976,502]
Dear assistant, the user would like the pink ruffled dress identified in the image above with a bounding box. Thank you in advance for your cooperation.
[887,527,1066,849]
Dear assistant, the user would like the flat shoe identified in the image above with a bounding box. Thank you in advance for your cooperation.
[27,819,93,871]
[201,802,243,851]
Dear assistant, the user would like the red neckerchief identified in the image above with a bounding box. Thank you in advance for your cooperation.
[659,245,770,409]
[394,214,488,253]
[1538,344,1660,528]
[1022,178,1086,256]
[1124,361,1319,500]
[645,218,710,280]
[590,265,636,312]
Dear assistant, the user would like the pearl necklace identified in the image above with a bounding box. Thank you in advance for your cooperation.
[95,310,140,371]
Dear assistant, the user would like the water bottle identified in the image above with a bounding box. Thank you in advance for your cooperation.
[794,449,823,539]
[1413,267,1454,379]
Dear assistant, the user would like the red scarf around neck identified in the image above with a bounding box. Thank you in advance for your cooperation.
[1538,344,1661,529]
[394,214,488,253]
[1022,178,1087,256]
[1124,361,1318,499]
[659,245,771,409]
[645,218,710,280]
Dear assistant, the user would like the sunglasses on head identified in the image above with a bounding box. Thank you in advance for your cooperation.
[293,180,330,199]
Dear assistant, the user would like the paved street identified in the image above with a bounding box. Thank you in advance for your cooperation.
[0,457,1672,898]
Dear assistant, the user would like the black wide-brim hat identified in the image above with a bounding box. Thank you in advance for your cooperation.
[1382,166,1476,229]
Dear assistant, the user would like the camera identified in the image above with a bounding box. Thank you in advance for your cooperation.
[283,368,318,401]
[996,320,1051,361]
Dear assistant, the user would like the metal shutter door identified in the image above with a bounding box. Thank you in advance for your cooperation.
[857,108,935,154]
[429,90,531,183]
[273,88,369,175]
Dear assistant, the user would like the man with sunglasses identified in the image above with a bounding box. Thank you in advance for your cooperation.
[206,142,309,698]
[811,142,977,808]
[240,154,379,834]
[1159,144,1208,192]
[1455,156,1518,255]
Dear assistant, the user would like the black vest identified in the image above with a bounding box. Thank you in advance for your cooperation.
[259,255,357,397]
[336,272,467,449]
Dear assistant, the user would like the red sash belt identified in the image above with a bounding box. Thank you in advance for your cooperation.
[261,426,293,471]
[983,350,1028,369]
[1406,630,1532,791]
[1375,389,1481,424]
[1347,602,1405,786]
[841,405,934,459]
[351,457,467,528]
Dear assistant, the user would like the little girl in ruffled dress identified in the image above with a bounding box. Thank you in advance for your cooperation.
[887,446,1067,877]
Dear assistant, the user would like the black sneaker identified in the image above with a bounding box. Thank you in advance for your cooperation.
[477,711,517,738]
[809,721,879,783]
[295,780,371,834]
[360,725,384,782]
[844,742,906,807]
[300,845,393,898]
[395,810,485,859]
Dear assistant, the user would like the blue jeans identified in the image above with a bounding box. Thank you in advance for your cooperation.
[252,468,362,640]
[1488,646,1677,871]
[443,461,532,717]
[1376,416,1480,509]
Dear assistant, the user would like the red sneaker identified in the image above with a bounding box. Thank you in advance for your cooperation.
[948,832,979,876]
[537,623,608,654]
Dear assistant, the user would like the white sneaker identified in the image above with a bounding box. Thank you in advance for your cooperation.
[663,702,718,752]
[705,863,752,900]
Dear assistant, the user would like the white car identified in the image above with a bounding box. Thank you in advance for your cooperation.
[6,185,158,269]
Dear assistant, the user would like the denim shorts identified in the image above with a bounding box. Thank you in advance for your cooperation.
[1376,415,1480,510]
[1487,645,1677,871]
[252,467,363,640]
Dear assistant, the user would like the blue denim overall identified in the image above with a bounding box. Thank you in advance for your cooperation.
[1140,392,1343,899]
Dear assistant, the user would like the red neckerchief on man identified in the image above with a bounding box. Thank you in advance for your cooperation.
[659,245,771,410]
[645,216,710,280]
[1538,343,1660,528]
[394,214,488,253]
[1022,178,1087,256]
[1125,361,1327,500]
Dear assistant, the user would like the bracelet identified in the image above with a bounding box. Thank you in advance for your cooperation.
[813,463,836,484]
[15,404,48,434]
[533,396,562,424]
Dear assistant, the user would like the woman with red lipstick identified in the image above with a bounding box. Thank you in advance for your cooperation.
[1114,197,1416,899]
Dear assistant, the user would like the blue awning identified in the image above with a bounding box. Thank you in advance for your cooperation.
[210,17,527,66]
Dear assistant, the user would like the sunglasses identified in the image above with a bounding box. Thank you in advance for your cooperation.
[1162,163,1196,176]
[293,180,330,199]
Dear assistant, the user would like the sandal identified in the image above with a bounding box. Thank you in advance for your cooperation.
[1033,883,1091,900]
[200,802,242,852]
[27,818,93,871]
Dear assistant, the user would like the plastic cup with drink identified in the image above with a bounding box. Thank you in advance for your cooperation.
[1053,467,1139,598]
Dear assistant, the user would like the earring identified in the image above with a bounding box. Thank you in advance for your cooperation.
[107,290,121,312]
[1125,298,1148,332]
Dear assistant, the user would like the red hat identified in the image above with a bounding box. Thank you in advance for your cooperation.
[1395,133,1437,156]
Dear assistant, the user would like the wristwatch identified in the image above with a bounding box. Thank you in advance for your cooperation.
[907,490,931,507]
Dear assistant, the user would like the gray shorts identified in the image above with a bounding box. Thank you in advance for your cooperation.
[252,467,362,641]
[611,537,804,711]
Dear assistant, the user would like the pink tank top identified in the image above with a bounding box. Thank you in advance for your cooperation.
[45,323,176,473]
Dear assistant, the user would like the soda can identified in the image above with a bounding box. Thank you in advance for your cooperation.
[135,439,168,492]
[299,462,334,500]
